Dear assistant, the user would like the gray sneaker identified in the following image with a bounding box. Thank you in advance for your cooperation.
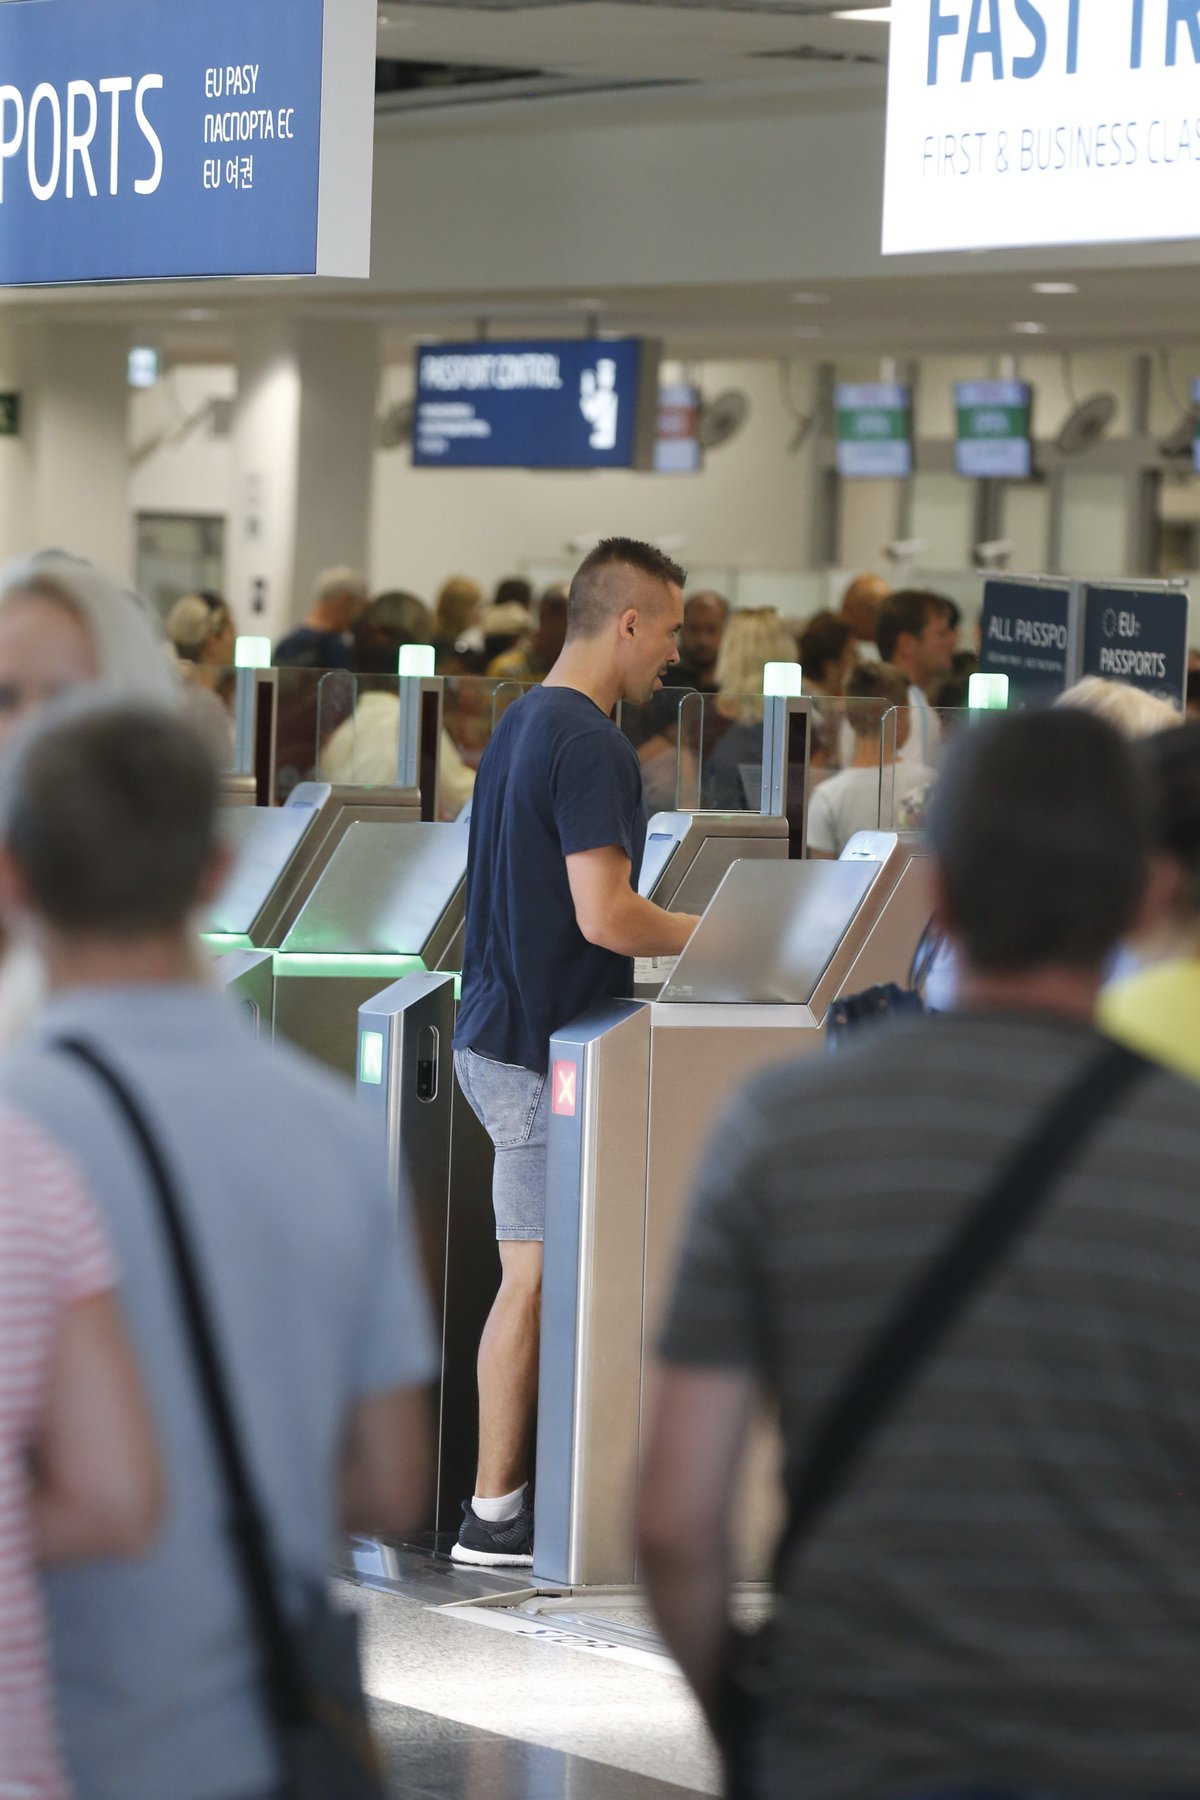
[449,1498,533,1568]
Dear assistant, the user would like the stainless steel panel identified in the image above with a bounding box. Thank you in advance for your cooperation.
[662,859,880,1004]
[536,1003,650,1587]
[273,972,402,1078]
[209,803,318,939]
[357,974,497,1535]
[268,785,422,944]
[281,820,469,958]
[212,947,273,1034]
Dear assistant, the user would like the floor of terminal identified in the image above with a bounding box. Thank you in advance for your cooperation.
[341,1548,722,1798]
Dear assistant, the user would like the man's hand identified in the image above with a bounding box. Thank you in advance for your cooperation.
[637,1362,755,1718]
[567,845,701,959]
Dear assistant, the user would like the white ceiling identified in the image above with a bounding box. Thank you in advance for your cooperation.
[374,0,888,95]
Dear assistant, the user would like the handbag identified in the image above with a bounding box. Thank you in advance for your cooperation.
[717,1037,1150,1799]
[825,919,946,1050]
[56,1037,386,1800]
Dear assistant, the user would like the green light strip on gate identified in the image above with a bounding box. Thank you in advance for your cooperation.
[202,932,256,952]
[272,953,426,980]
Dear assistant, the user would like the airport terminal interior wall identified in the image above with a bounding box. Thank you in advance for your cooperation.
[122,344,1200,636]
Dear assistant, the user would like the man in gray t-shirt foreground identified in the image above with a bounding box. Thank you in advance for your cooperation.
[641,710,1200,1799]
[0,702,436,1800]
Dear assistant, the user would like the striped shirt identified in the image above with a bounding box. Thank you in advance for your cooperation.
[0,1109,115,1800]
[661,1010,1200,1798]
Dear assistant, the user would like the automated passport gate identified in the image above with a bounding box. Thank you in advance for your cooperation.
[274,817,469,1077]
[633,810,789,998]
[356,971,495,1546]
[203,780,423,959]
[536,832,933,1587]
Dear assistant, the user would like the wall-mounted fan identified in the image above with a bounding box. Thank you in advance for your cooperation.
[1056,357,1117,455]
[696,388,750,451]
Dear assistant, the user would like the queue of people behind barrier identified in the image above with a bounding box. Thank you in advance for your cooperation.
[2,545,1200,1800]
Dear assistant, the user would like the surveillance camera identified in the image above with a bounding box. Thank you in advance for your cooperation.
[885,538,926,564]
[972,539,1014,570]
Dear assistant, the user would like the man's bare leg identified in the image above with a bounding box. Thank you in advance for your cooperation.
[475,1240,543,1498]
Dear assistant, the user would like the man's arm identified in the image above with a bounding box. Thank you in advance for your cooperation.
[566,845,700,958]
[339,1386,434,1538]
[637,1361,756,1724]
[32,1291,164,1563]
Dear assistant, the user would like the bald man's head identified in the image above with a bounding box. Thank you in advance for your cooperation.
[680,590,729,678]
[840,573,891,644]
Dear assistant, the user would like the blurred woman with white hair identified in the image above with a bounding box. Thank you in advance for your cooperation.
[0,552,179,1049]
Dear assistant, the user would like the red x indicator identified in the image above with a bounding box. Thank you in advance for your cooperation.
[552,1059,578,1117]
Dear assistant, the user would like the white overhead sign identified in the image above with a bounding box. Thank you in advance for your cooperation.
[883,1,1200,254]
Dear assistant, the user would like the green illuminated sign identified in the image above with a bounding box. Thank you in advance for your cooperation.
[359,1030,385,1085]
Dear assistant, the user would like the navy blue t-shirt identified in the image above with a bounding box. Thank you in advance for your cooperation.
[455,685,647,1075]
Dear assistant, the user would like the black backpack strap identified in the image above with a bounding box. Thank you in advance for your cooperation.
[56,1036,310,1731]
[774,1037,1150,1578]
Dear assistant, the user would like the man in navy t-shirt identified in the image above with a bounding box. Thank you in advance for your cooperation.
[451,537,701,1565]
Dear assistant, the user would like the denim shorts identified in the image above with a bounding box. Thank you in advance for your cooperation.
[453,1048,549,1242]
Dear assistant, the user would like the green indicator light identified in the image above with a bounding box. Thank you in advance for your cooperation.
[202,932,256,952]
[763,661,804,698]
[453,972,462,1002]
[398,643,436,679]
[272,953,426,980]
[234,635,272,670]
[968,672,1010,712]
[359,1030,385,1086]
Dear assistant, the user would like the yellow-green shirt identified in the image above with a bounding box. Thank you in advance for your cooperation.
[1099,957,1200,1084]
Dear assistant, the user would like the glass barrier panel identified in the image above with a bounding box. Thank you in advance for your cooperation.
[272,666,332,803]
[198,665,237,772]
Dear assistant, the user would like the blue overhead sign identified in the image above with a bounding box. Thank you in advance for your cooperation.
[979,578,1073,708]
[1080,584,1188,712]
[0,0,375,284]
[412,339,658,470]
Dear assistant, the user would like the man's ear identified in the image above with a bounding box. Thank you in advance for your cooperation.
[617,607,639,643]
[0,845,30,921]
[193,841,234,910]
[1127,853,1181,944]
[929,861,958,946]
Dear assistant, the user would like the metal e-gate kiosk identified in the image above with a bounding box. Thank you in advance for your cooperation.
[351,803,796,1542]
[536,831,933,1588]
[275,818,469,1077]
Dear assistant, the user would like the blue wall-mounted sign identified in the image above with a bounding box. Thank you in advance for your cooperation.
[411,339,659,470]
[979,578,1074,708]
[1080,584,1188,712]
[0,0,375,284]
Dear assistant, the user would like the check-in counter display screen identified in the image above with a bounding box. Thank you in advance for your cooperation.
[662,860,879,1005]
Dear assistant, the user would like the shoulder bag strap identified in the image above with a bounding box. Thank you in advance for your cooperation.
[773,1037,1150,1582]
[56,1036,310,1731]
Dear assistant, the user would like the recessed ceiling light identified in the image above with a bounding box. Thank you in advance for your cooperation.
[1011,320,1049,335]
[790,291,831,306]
[180,308,216,322]
[1032,281,1079,295]
[833,5,891,18]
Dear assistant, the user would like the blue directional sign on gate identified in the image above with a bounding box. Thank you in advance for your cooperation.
[1080,584,1189,712]
[0,0,375,284]
[978,578,1074,709]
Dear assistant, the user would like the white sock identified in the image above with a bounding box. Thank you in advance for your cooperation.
[473,1484,526,1523]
